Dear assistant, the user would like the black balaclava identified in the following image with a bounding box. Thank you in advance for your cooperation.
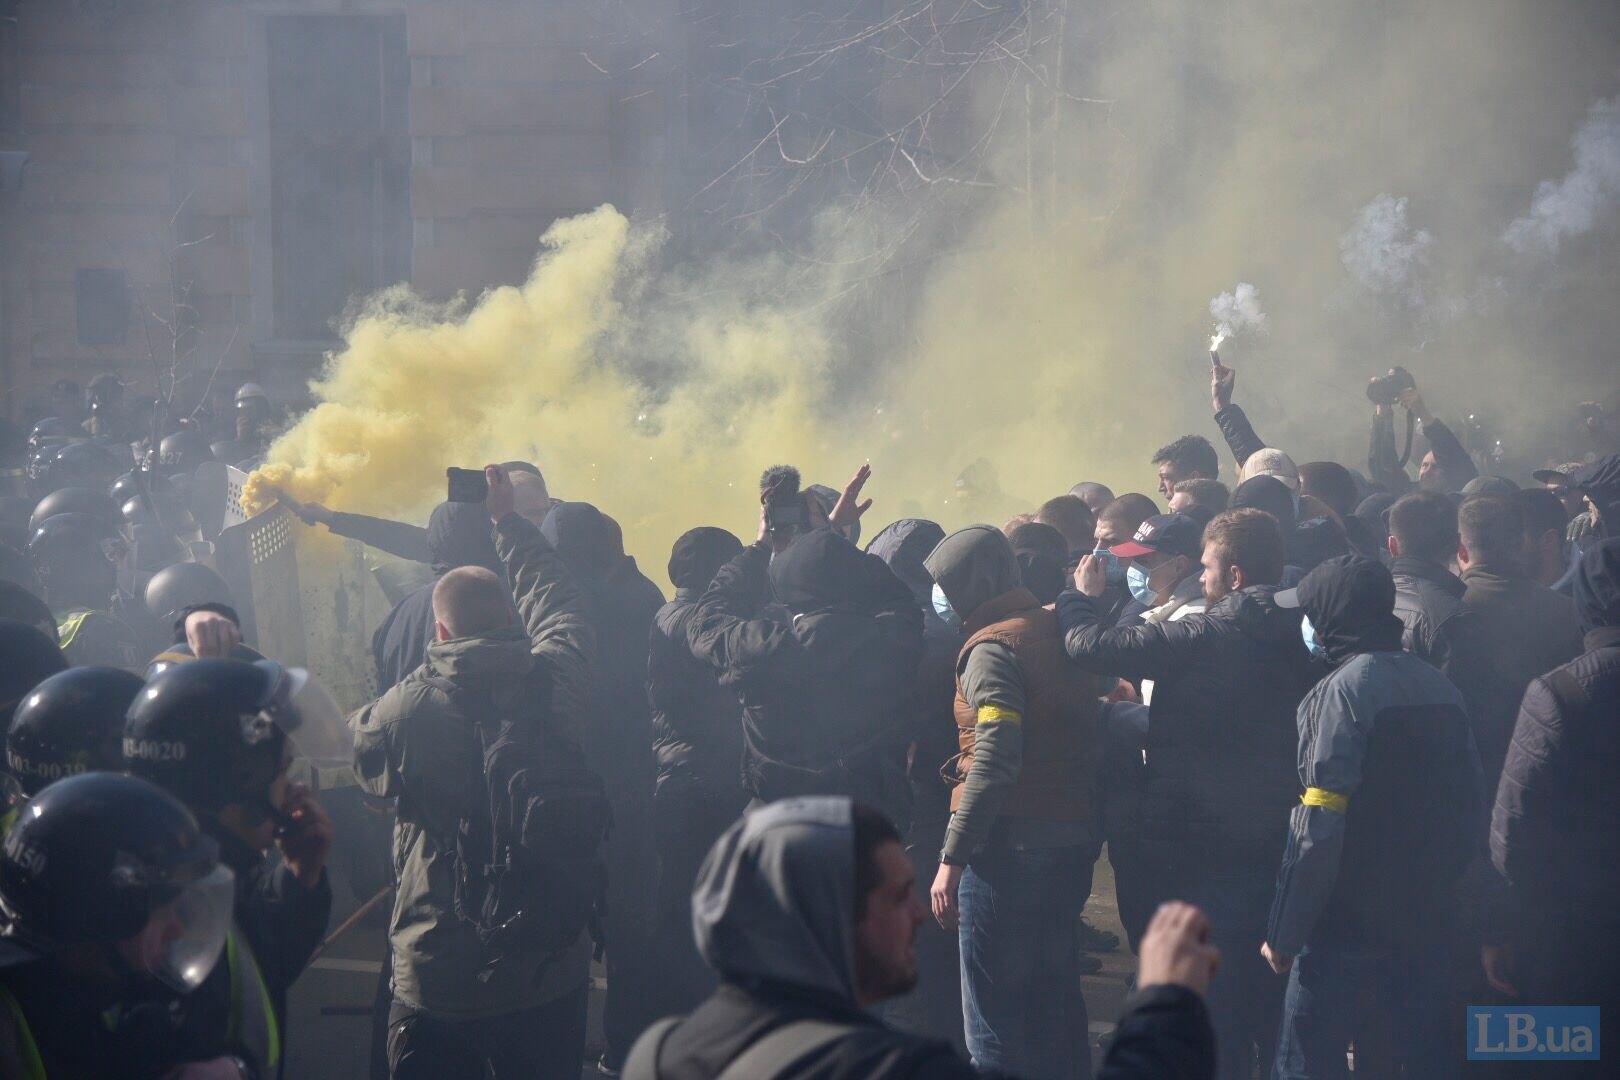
[1289,555,1404,666]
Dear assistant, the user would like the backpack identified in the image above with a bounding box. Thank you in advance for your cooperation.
[425,668,613,981]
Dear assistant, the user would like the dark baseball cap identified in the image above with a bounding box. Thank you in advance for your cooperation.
[1110,513,1203,559]
[1275,554,1394,617]
[1532,462,1586,486]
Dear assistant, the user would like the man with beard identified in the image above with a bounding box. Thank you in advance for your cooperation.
[1058,508,1320,1080]
[623,798,1221,1080]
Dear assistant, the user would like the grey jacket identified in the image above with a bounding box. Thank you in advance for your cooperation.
[1267,651,1482,956]
[349,512,595,1017]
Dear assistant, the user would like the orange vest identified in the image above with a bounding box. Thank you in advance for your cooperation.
[949,589,1108,822]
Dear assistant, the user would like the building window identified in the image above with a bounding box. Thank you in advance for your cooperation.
[267,15,409,341]
[75,268,131,346]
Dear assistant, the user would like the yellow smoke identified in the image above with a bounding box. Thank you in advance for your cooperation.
[246,206,840,579]
[249,0,1620,596]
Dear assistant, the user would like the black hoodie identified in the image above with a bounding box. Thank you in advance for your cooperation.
[686,533,924,830]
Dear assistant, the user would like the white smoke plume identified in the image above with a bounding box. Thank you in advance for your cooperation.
[1208,282,1268,351]
[1503,95,1620,254]
[1340,194,1434,306]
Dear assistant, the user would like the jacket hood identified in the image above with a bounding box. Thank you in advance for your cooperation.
[424,626,535,693]
[1281,555,1405,665]
[923,525,1021,622]
[768,529,883,615]
[692,797,857,1001]
[864,518,945,607]
[427,500,502,578]
[541,501,617,579]
[1573,537,1620,634]
[668,527,745,593]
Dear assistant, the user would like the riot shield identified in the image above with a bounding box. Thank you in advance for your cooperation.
[215,468,306,667]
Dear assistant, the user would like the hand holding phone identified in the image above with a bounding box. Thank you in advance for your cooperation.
[447,467,489,503]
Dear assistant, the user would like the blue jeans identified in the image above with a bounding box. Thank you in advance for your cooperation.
[958,841,1095,1080]
[1273,940,1453,1080]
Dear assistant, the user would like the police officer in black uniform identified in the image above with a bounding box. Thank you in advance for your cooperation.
[0,622,66,732]
[0,772,243,1079]
[4,667,144,835]
[210,384,274,470]
[26,512,143,669]
[125,659,336,1078]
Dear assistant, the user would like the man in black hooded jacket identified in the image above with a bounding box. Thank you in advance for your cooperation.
[687,510,924,833]
[863,517,964,1049]
[1261,556,1482,1079]
[647,525,748,1019]
[623,797,1219,1080]
[540,499,667,1073]
[1059,507,1320,1080]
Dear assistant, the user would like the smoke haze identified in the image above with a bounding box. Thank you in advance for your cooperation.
[248,0,1620,581]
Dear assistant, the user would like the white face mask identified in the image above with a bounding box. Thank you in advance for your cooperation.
[931,583,960,628]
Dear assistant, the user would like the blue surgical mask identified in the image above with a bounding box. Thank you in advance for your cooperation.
[931,583,960,628]
[1127,563,1155,605]
[1301,614,1325,658]
[1092,548,1127,586]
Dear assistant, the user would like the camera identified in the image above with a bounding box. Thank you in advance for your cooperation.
[760,464,810,534]
[1365,366,1417,407]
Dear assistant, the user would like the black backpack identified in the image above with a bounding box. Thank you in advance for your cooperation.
[426,667,612,982]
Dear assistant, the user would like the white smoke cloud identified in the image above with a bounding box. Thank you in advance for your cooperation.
[1503,95,1620,255]
[1208,282,1268,351]
[1340,194,1434,306]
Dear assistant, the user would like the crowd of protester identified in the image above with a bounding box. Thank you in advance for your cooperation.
[0,360,1615,1080]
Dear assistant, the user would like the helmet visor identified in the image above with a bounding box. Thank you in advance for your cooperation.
[152,863,236,993]
[269,667,349,767]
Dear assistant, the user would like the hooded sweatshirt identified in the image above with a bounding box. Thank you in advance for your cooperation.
[644,796,1220,1080]
[651,527,748,797]
[645,797,973,1080]
[864,520,960,827]
[543,501,665,787]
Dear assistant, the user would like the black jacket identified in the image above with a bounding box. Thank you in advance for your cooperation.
[1057,585,1321,873]
[686,537,924,830]
[1460,563,1584,785]
[1213,403,1266,472]
[545,503,665,789]
[650,587,747,800]
[1390,558,1503,770]
[643,979,1216,1080]
[1491,626,1620,977]
[864,518,961,830]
